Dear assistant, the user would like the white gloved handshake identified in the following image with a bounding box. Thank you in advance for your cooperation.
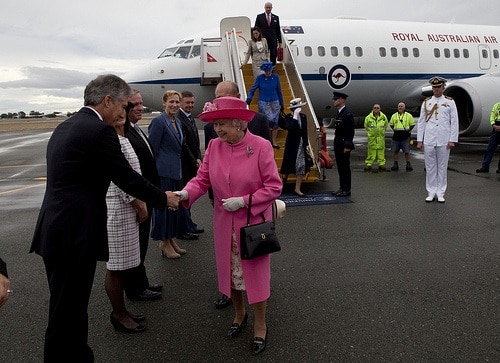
[221,197,245,212]
[174,190,189,201]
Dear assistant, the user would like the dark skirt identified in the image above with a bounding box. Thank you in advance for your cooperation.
[151,177,183,240]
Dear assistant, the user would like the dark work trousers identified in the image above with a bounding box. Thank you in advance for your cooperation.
[43,257,96,363]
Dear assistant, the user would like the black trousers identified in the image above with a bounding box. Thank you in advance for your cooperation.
[334,147,352,192]
[123,215,151,297]
[43,257,96,363]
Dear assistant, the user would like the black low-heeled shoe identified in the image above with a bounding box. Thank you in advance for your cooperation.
[110,313,146,334]
[227,313,248,338]
[252,327,268,355]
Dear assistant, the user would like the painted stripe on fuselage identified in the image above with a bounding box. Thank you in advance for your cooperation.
[129,72,484,85]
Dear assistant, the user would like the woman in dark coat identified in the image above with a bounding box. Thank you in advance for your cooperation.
[280,98,311,196]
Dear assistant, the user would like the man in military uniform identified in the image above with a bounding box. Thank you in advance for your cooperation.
[416,77,459,203]
[331,91,355,197]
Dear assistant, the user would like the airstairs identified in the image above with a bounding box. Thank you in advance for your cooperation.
[201,16,322,183]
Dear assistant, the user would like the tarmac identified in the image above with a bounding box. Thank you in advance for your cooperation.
[0,126,499,362]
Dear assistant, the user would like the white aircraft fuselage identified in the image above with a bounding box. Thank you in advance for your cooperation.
[124,17,500,136]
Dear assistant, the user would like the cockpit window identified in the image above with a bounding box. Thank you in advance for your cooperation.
[190,45,201,58]
[173,46,191,59]
[158,47,177,58]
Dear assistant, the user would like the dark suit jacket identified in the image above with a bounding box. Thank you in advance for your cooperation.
[125,124,160,188]
[248,112,272,143]
[255,12,282,48]
[30,107,167,261]
[177,110,201,182]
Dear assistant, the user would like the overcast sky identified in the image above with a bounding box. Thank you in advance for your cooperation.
[0,0,498,114]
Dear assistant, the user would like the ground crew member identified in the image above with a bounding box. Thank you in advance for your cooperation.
[364,104,388,172]
[476,101,500,173]
[389,102,415,171]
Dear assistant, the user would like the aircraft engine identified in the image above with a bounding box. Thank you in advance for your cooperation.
[444,74,500,136]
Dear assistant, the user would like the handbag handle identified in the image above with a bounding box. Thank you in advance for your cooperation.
[246,194,266,226]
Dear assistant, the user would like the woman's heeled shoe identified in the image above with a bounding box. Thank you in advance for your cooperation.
[252,326,268,355]
[159,241,181,259]
[110,313,146,334]
[171,240,187,255]
[227,313,248,338]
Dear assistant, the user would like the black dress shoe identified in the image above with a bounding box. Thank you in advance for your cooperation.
[194,228,205,233]
[214,294,232,309]
[476,167,489,173]
[128,289,162,301]
[179,232,199,240]
[336,191,351,197]
[148,283,163,292]
[227,313,248,338]
[252,327,268,355]
[110,313,146,334]
[331,189,343,196]
[131,314,145,323]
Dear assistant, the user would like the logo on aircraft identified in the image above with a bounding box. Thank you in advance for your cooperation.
[327,64,351,90]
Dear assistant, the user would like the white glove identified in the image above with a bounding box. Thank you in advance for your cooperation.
[293,108,301,119]
[174,190,188,201]
[221,197,245,212]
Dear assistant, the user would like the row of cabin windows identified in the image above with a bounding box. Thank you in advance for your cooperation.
[304,46,500,60]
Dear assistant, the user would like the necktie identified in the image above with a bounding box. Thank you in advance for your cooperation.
[267,14,271,26]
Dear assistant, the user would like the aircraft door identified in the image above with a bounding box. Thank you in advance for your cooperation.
[478,45,491,70]
[200,38,223,85]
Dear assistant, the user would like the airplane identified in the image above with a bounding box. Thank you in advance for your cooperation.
[124,16,500,138]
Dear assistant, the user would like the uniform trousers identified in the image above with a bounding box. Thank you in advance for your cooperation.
[424,144,450,197]
[43,257,96,363]
[334,147,352,192]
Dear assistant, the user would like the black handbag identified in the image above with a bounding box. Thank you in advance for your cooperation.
[240,194,281,260]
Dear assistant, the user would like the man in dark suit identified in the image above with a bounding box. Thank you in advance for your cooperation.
[331,91,355,197]
[30,74,179,362]
[176,91,203,240]
[255,2,282,65]
[123,90,163,301]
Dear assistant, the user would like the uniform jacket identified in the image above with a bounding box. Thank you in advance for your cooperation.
[30,107,166,261]
[148,112,184,180]
[364,111,388,149]
[177,109,201,182]
[334,106,355,151]
[417,95,459,146]
[182,131,282,304]
[489,102,500,126]
[255,12,282,48]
